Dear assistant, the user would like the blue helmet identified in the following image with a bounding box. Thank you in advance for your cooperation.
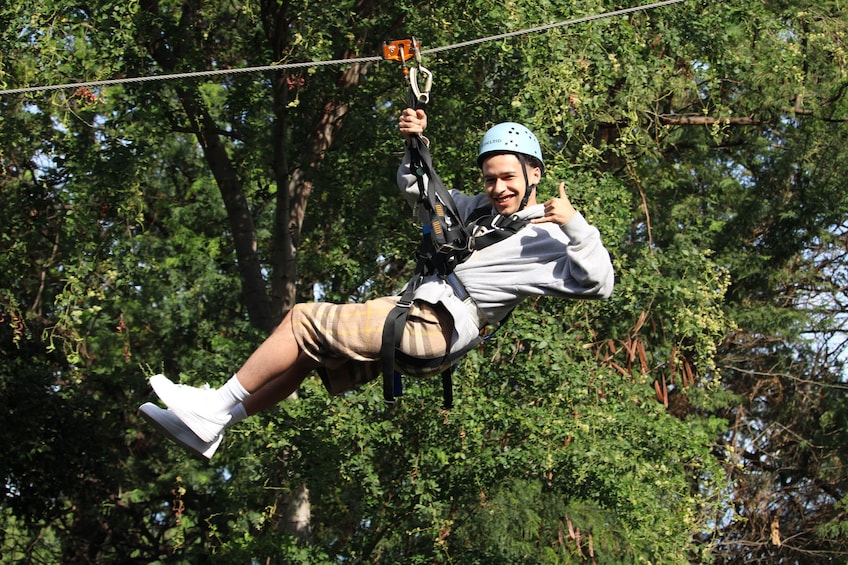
[477,122,544,174]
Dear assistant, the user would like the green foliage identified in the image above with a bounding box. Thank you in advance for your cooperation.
[3,0,848,563]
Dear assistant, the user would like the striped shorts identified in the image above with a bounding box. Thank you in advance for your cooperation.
[290,297,454,395]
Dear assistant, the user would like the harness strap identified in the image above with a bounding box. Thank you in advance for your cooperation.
[467,213,530,251]
[381,271,484,405]
[441,367,454,410]
[381,276,420,403]
[407,135,470,270]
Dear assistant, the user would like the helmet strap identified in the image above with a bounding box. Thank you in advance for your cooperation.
[517,154,535,212]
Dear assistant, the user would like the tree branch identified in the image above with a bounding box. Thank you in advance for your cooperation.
[658,114,763,126]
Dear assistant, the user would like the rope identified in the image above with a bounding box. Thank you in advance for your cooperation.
[0,0,689,96]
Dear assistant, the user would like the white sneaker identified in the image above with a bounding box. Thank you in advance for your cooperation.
[149,374,231,443]
[139,402,223,460]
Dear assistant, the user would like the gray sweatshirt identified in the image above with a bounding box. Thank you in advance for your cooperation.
[397,152,614,357]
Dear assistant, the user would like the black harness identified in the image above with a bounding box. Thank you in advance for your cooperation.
[379,42,535,408]
[380,133,530,408]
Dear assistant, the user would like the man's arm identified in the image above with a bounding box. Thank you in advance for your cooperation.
[558,213,615,299]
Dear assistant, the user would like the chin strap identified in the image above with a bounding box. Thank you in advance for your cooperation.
[516,154,536,212]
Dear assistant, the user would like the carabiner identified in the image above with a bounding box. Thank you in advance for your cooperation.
[408,37,432,107]
[408,65,432,107]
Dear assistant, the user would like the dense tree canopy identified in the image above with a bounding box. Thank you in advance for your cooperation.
[2,0,848,562]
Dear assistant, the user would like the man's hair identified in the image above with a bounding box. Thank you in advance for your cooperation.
[523,155,543,172]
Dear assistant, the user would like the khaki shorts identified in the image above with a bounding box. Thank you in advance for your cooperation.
[290,297,454,395]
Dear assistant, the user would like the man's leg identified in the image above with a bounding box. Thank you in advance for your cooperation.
[241,352,319,415]
[235,312,309,393]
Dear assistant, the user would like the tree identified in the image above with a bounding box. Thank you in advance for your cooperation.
[3,0,848,562]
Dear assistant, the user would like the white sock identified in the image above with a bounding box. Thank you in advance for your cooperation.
[227,403,248,427]
[216,374,250,412]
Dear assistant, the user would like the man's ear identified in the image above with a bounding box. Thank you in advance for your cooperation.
[529,166,542,186]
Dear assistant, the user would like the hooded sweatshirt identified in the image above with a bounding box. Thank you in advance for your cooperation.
[396,149,614,357]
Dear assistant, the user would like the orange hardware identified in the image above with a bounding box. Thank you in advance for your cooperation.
[382,38,421,62]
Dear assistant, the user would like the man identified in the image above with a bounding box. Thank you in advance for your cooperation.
[139,108,614,459]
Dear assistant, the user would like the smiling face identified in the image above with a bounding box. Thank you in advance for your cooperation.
[481,153,542,216]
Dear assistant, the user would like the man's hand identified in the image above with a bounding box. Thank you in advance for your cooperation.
[399,108,427,140]
[531,182,577,226]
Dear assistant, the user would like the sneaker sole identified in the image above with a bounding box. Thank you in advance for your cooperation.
[139,402,222,460]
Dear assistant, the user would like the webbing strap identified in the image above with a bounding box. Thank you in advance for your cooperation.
[466,213,530,251]
[381,282,418,403]
[407,134,470,268]
[441,367,454,410]
[380,270,473,405]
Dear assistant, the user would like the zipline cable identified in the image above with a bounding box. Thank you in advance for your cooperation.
[421,0,688,56]
[0,0,689,96]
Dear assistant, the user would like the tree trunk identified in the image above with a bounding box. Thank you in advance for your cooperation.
[270,61,373,319]
[177,86,275,333]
